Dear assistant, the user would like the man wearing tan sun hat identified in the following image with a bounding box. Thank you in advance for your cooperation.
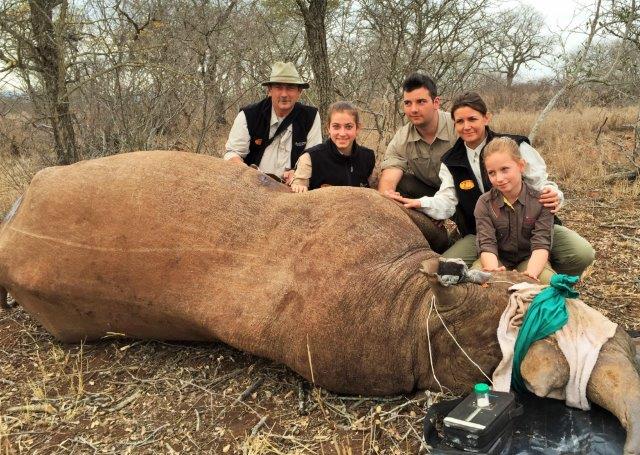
[225,61,322,183]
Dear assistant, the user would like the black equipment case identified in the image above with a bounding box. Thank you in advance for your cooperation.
[442,390,520,453]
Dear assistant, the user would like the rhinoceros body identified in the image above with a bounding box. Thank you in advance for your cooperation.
[0,151,639,453]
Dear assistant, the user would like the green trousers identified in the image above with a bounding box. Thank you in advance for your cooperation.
[444,225,595,277]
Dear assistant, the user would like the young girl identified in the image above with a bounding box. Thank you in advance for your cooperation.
[473,137,555,283]
[290,101,375,192]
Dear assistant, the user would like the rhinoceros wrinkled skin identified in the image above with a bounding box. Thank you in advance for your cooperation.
[0,151,639,453]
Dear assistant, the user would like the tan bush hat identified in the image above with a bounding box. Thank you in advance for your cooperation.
[262,61,309,88]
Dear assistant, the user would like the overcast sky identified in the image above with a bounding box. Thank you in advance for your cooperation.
[0,0,596,92]
[506,0,593,80]
[518,0,590,29]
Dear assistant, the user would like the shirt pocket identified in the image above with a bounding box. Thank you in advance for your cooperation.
[279,127,293,152]
[521,215,536,239]
[408,156,440,187]
[494,218,510,241]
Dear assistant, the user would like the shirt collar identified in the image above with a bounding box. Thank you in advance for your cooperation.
[270,107,284,127]
[329,138,356,160]
[490,187,505,207]
[515,183,528,205]
[407,110,453,143]
[490,184,527,208]
[435,110,454,142]
[465,136,487,157]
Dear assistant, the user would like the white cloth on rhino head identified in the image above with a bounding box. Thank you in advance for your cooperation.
[492,282,617,410]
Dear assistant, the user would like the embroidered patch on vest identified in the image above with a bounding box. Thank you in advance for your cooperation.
[459,179,475,190]
[254,138,263,145]
[294,141,306,147]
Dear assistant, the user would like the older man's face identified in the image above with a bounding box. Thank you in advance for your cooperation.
[268,83,302,117]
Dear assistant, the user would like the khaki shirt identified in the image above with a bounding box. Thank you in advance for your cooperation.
[291,152,312,187]
[474,182,554,269]
[380,110,456,188]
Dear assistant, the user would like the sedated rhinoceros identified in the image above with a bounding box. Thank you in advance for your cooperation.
[0,151,639,453]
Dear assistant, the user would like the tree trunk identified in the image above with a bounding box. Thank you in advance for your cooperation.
[296,0,334,131]
[506,69,515,88]
[528,85,567,144]
[29,0,79,165]
[633,105,640,163]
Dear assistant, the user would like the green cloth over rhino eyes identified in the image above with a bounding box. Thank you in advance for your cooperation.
[512,274,580,393]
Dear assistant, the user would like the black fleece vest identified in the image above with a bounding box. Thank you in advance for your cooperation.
[241,97,317,168]
[308,139,375,190]
[441,129,530,236]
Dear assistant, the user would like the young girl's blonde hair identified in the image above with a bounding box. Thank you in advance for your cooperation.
[327,101,360,125]
[483,137,522,162]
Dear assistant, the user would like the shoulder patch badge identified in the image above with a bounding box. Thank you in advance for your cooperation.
[459,179,475,190]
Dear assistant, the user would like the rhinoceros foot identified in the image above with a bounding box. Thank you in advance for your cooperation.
[588,329,640,455]
[523,328,640,454]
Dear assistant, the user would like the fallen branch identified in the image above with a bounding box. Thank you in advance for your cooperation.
[6,403,56,414]
[107,390,141,412]
[598,223,640,229]
[604,169,639,183]
[209,367,245,387]
[298,380,308,415]
[129,423,168,448]
[235,377,265,403]
[71,436,99,452]
[250,415,268,436]
[595,115,608,145]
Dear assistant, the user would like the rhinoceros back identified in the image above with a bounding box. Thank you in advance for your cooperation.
[0,150,437,394]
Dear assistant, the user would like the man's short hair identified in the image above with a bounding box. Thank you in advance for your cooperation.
[402,73,438,99]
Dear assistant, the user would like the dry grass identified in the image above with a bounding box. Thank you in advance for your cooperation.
[1,105,639,453]
[1,307,442,453]
[492,105,638,184]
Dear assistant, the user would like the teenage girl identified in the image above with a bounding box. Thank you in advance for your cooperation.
[291,101,375,192]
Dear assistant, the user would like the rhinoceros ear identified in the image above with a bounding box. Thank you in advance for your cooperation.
[420,257,440,276]
[420,257,469,310]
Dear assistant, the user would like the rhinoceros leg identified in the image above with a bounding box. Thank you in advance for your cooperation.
[520,338,569,396]
[586,328,640,455]
[521,329,640,455]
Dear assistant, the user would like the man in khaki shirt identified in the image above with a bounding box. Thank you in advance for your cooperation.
[378,73,457,199]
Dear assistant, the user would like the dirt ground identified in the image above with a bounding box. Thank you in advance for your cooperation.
[1,115,639,454]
